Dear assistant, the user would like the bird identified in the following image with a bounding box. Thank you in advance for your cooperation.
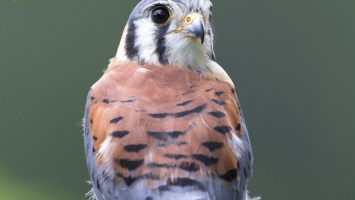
[83,0,257,199]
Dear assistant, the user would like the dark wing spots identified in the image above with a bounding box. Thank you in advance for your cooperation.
[179,161,200,172]
[148,161,200,173]
[219,168,238,182]
[215,91,224,96]
[167,178,206,191]
[208,111,226,118]
[148,112,169,118]
[182,88,196,96]
[109,116,123,124]
[96,180,101,190]
[116,173,161,187]
[124,144,147,153]
[158,185,170,192]
[211,99,225,105]
[143,173,160,180]
[111,131,130,138]
[103,98,118,104]
[176,99,193,106]
[116,159,144,171]
[120,99,136,103]
[205,88,212,92]
[202,141,224,152]
[164,154,189,160]
[192,154,218,166]
[236,123,241,131]
[149,104,206,118]
[116,173,138,186]
[123,176,138,186]
[214,126,232,135]
[173,104,206,118]
[176,141,188,146]
[148,162,175,169]
[166,131,186,138]
[147,131,167,140]
[147,130,185,140]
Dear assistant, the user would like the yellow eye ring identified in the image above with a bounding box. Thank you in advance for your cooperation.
[186,16,192,23]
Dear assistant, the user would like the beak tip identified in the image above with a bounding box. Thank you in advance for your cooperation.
[200,34,204,44]
[199,20,205,44]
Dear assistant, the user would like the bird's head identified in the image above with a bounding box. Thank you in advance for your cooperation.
[115,0,215,71]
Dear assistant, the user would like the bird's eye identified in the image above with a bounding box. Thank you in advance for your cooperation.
[151,6,170,24]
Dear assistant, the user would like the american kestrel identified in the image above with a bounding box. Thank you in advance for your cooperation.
[83,0,257,199]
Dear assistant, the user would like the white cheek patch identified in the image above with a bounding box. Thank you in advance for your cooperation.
[134,18,160,64]
[115,26,129,62]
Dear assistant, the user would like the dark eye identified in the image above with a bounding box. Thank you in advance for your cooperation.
[151,6,170,24]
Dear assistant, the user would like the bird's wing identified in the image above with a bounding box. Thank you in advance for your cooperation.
[83,60,253,199]
[83,90,106,200]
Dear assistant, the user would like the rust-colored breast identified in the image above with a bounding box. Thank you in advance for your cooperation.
[87,61,242,187]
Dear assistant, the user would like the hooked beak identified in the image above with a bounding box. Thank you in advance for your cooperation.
[174,13,205,44]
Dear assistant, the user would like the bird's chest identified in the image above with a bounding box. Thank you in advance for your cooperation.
[86,65,243,197]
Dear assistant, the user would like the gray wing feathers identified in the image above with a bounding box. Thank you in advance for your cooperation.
[83,91,105,200]
[235,96,254,200]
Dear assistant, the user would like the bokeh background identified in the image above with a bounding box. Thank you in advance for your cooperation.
[1,0,354,199]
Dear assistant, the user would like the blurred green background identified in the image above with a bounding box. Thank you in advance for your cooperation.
[1,0,354,199]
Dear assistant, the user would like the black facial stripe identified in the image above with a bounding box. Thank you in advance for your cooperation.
[155,22,170,65]
[125,20,139,59]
